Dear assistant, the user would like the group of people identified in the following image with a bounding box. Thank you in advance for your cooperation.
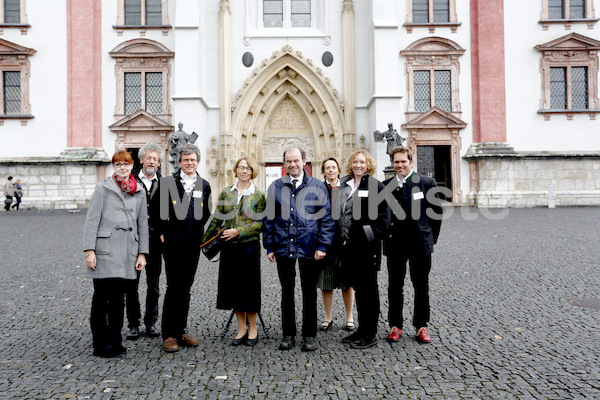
[82,142,443,357]
[4,176,23,211]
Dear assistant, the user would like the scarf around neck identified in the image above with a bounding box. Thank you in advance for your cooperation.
[113,174,137,195]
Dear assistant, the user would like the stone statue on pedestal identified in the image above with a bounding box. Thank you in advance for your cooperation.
[168,122,198,172]
[374,122,405,168]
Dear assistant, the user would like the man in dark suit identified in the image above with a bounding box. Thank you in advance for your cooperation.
[124,142,164,340]
[383,146,443,344]
[158,143,212,353]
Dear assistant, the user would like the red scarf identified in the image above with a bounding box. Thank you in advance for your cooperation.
[113,174,137,195]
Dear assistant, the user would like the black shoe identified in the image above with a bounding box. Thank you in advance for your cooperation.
[301,337,317,352]
[113,344,127,355]
[127,327,140,340]
[245,333,258,347]
[278,336,295,350]
[319,320,333,331]
[350,336,377,349]
[231,332,248,346]
[94,345,126,358]
[146,325,160,338]
[342,331,363,344]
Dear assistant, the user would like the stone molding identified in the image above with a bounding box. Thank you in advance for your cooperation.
[401,37,465,117]
[404,0,459,33]
[539,0,597,30]
[109,38,174,122]
[0,37,35,122]
[535,33,600,119]
[402,107,466,202]
[109,110,172,175]
[114,0,170,35]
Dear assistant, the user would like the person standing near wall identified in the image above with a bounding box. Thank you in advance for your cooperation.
[4,176,14,211]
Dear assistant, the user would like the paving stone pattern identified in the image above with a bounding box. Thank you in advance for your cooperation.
[0,207,599,399]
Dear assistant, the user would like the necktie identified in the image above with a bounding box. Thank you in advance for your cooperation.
[292,179,298,188]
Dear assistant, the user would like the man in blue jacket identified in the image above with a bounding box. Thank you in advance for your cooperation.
[263,147,335,352]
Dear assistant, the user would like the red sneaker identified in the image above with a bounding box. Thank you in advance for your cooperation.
[386,326,402,343]
[416,327,431,343]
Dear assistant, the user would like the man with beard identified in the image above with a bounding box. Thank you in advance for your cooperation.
[125,143,164,339]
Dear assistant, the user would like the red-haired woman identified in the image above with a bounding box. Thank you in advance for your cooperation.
[83,150,149,357]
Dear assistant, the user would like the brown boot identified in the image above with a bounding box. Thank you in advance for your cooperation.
[179,334,199,347]
[163,337,180,352]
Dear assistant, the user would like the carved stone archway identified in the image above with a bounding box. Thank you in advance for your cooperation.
[215,45,351,190]
[402,107,466,202]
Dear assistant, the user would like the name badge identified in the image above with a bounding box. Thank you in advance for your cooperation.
[358,190,369,198]
[193,190,203,198]
[413,191,424,200]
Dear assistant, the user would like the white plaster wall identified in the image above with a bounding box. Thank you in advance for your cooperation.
[0,0,68,158]
[504,1,600,152]
[230,0,346,108]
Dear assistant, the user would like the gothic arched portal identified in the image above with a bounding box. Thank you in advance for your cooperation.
[214,45,352,190]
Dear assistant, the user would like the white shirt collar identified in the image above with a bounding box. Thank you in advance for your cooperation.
[345,178,359,196]
[180,171,197,193]
[396,170,414,187]
[230,181,256,194]
[138,170,157,191]
[326,178,340,188]
[290,172,303,187]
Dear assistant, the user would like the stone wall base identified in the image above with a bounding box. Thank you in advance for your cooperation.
[465,151,600,207]
[1,157,108,210]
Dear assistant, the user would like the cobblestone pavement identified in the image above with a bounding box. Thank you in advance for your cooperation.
[1,207,599,399]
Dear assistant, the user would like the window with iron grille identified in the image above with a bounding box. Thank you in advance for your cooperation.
[414,69,452,112]
[3,71,21,115]
[412,0,449,23]
[263,0,311,28]
[124,0,162,26]
[550,66,588,109]
[124,72,162,115]
[4,0,20,23]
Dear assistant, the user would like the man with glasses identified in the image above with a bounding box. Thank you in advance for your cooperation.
[158,144,212,353]
[124,143,164,340]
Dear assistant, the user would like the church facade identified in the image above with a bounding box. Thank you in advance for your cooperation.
[1,0,599,208]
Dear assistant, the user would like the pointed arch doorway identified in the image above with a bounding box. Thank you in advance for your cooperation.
[220,46,351,191]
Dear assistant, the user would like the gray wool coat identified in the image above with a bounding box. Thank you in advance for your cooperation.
[82,176,149,280]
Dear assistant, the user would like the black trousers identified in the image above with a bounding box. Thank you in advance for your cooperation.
[276,256,319,338]
[346,260,380,340]
[124,235,163,328]
[161,238,201,339]
[90,278,128,353]
[387,253,432,329]
[4,196,12,211]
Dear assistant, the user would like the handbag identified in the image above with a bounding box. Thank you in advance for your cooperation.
[200,228,224,261]
[4,198,12,205]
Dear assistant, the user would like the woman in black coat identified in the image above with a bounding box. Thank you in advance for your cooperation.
[337,150,390,349]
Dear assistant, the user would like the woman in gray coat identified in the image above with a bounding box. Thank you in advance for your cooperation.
[83,150,149,357]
